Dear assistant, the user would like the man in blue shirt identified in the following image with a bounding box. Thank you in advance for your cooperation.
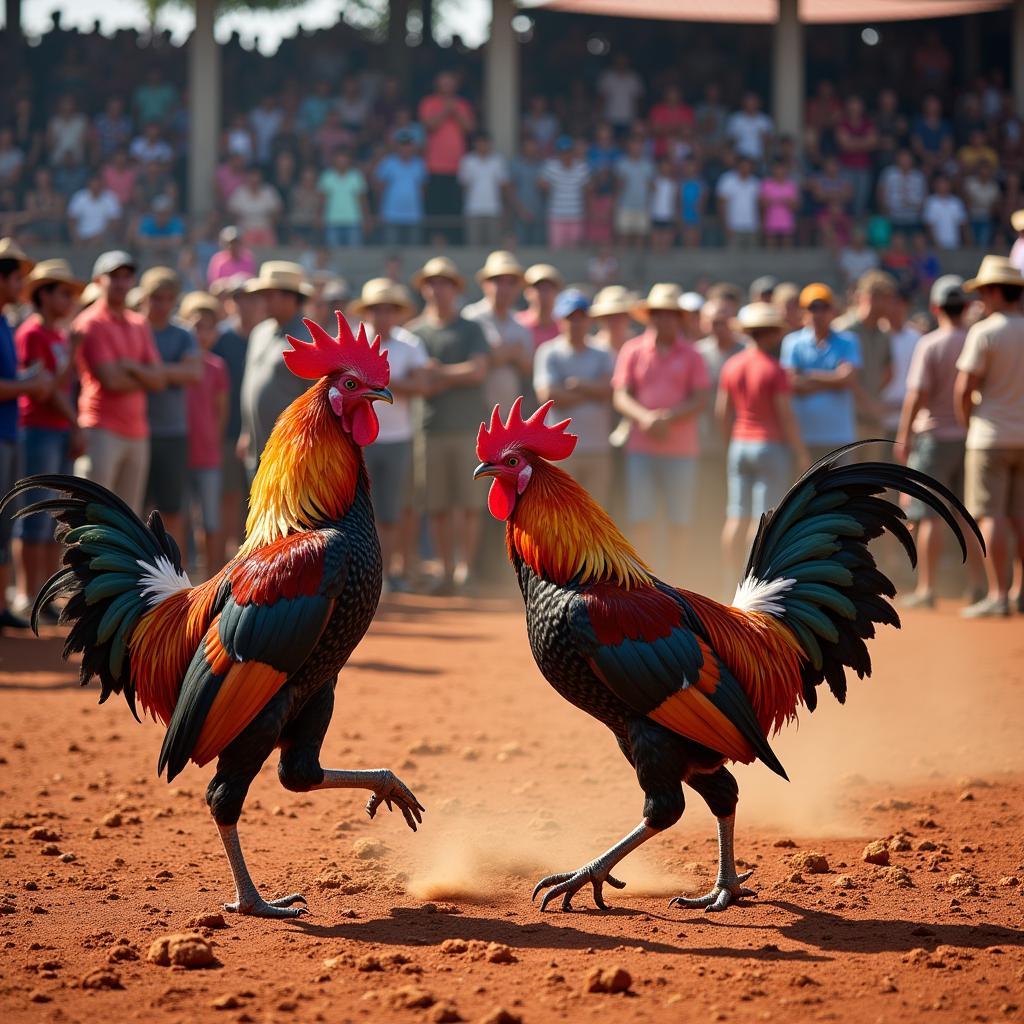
[374,131,427,246]
[780,283,862,462]
[134,195,186,256]
[0,238,54,630]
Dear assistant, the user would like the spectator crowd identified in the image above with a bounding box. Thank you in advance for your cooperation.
[1,229,1022,633]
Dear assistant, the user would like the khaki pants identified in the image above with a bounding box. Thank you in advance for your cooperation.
[75,428,150,516]
[565,451,613,508]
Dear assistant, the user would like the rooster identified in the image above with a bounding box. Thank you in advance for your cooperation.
[1,314,424,919]
[473,398,982,913]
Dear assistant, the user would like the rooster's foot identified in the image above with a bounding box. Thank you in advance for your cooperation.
[669,870,755,913]
[532,864,627,912]
[224,892,308,918]
[365,770,425,832]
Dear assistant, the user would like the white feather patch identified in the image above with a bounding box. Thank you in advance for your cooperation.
[732,575,794,617]
[136,555,193,607]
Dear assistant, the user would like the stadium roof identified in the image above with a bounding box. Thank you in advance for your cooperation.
[525,0,1010,23]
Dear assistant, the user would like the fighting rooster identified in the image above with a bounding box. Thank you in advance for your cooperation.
[473,398,982,913]
[1,315,424,919]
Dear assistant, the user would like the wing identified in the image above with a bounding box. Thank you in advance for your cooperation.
[569,582,787,779]
[158,530,345,781]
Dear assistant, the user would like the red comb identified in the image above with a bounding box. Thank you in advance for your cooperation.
[283,311,390,385]
[477,397,577,463]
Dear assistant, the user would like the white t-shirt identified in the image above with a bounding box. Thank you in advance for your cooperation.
[458,152,508,217]
[881,324,922,429]
[922,194,967,249]
[651,175,677,221]
[597,69,644,125]
[376,326,430,443]
[129,136,174,165]
[68,188,122,239]
[716,171,761,232]
[726,111,773,159]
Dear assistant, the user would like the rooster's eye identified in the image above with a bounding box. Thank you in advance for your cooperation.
[344,379,357,390]
[506,456,519,467]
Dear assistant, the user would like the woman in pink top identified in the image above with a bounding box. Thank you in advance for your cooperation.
[716,303,808,587]
[759,158,799,248]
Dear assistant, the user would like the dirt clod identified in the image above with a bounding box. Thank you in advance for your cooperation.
[863,840,891,866]
[585,965,632,993]
[147,933,216,969]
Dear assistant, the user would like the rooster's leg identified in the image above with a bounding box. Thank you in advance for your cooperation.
[311,769,425,831]
[669,813,755,912]
[218,823,309,918]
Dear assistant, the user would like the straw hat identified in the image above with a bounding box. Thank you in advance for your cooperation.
[244,260,314,297]
[412,256,465,291]
[523,263,563,288]
[0,237,34,276]
[1011,209,1024,233]
[633,282,685,323]
[589,285,637,319]
[138,266,180,297]
[964,254,1024,291]
[738,302,784,331]
[179,291,220,319]
[476,250,525,283]
[209,273,249,298]
[79,281,102,308]
[348,277,416,319]
[21,258,85,302]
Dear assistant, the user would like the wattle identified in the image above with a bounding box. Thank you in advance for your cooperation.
[349,400,380,447]
[488,477,517,521]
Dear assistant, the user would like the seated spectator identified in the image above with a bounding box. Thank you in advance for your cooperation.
[133,68,176,126]
[20,168,64,244]
[963,160,1000,246]
[922,173,967,249]
[92,96,133,162]
[458,132,508,248]
[716,156,761,248]
[678,155,705,247]
[129,122,173,166]
[878,148,927,236]
[228,165,283,247]
[650,84,694,160]
[67,175,122,244]
[910,95,953,175]
[101,147,138,207]
[0,129,24,190]
[207,225,256,286]
[517,263,563,349]
[760,157,798,248]
[726,92,773,162]
[47,94,88,169]
[375,131,428,246]
[534,288,615,506]
[215,151,247,206]
[540,137,590,249]
[286,166,322,246]
[509,135,546,246]
[134,194,185,253]
[585,124,619,246]
[958,128,999,175]
[318,149,368,248]
[615,135,654,249]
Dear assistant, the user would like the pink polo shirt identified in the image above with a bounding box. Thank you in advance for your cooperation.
[74,301,160,439]
[612,330,710,457]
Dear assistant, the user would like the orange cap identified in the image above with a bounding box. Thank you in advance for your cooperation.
[799,283,834,308]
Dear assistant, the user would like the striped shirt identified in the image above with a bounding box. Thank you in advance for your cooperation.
[541,159,590,219]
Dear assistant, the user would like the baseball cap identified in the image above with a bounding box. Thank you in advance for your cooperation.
[930,274,967,309]
[553,288,591,319]
[679,291,705,313]
[92,250,136,279]
[749,275,778,301]
[799,283,835,308]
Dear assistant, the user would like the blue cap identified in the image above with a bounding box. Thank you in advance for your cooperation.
[555,135,574,152]
[554,288,591,319]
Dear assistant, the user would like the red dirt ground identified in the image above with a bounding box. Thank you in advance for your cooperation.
[1,595,1022,1024]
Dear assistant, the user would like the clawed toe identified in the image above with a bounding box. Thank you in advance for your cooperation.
[366,772,426,832]
[669,881,755,913]
[225,893,310,918]
[532,867,625,912]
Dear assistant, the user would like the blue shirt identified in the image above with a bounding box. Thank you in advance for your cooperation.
[780,327,862,446]
[0,315,17,442]
[375,155,427,225]
[680,178,704,225]
[138,214,185,239]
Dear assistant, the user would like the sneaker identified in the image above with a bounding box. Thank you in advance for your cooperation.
[960,595,1010,619]
[0,608,32,631]
[900,591,935,609]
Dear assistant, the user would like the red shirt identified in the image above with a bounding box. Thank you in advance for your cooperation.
[74,301,160,439]
[515,309,560,350]
[719,346,791,443]
[418,95,475,174]
[612,330,710,457]
[649,102,694,157]
[187,352,228,469]
[15,316,73,431]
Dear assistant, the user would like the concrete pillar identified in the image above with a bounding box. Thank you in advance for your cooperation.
[486,0,519,158]
[188,0,221,221]
[772,0,804,146]
[1014,0,1024,117]
[5,0,21,39]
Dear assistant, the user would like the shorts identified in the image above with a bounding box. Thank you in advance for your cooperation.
[615,208,651,235]
[965,446,1024,520]
[75,428,150,516]
[548,218,585,248]
[726,439,793,520]
[420,432,481,515]
[625,452,697,526]
[189,467,222,533]
[147,435,189,515]
[14,427,71,543]
[221,438,248,495]
[0,439,20,564]
[364,439,413,525]
[907,434,964,521]
[651,218,675,232]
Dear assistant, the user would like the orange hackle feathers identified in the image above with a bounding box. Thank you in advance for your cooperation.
[284,312,390,385]
[508,460,651,589]
[241,377,363,554]
[477,398,578,464]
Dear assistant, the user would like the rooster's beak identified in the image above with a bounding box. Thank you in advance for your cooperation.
[473,462,499,480]
[366,387,394,405]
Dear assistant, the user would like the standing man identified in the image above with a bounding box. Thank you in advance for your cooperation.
[516,263,563,350]
[534,289,615,507]
[540,138,590,249]
[716,157,761,248]
[457,133,508,248]
[612,283,710,573]
[463,251,534,412]
[140,267,202,543]
[780,283,861,464]
[0,240,54,631]
[955,256,1024,617]
[238,262,313,475]
[349,278,432,593]
[896,275,984,609]
[73,250,165,515]
[408,256,490,595]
